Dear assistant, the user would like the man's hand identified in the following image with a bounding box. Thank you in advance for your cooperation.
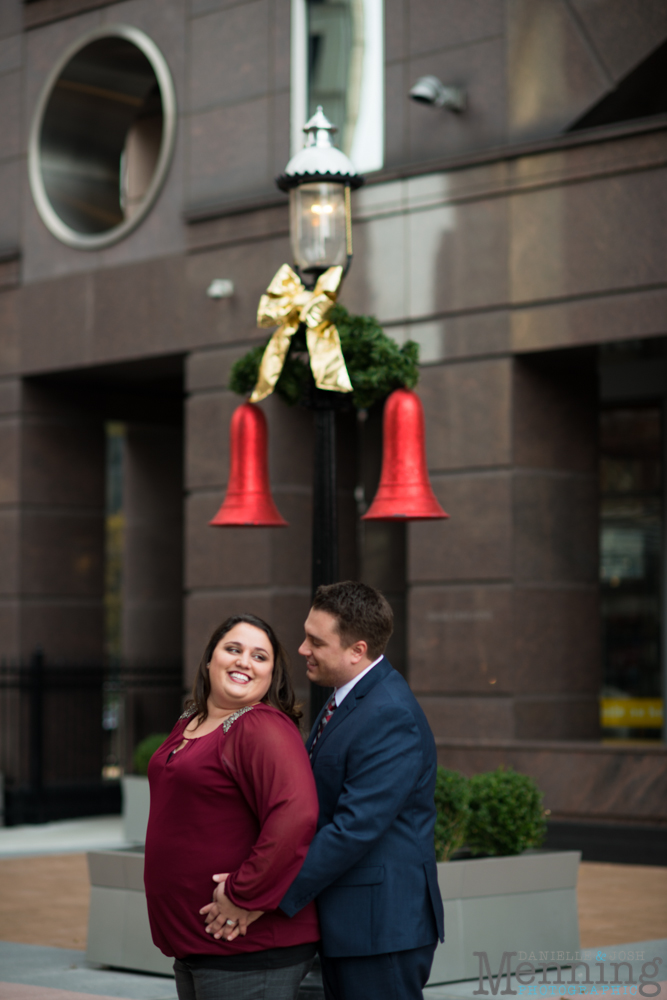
[198,873,264,941]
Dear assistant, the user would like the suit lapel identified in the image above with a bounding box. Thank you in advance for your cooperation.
[309,658,392,762]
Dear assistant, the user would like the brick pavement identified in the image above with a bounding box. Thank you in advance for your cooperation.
[3,854,666,951]
[0,852,665,1000]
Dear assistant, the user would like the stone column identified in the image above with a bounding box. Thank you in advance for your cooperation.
[511,352,600,739]
[0,379,106,661]
[407,351,600,741]
[408,358,516,739]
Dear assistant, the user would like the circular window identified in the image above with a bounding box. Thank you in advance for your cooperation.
[28,25,177,250]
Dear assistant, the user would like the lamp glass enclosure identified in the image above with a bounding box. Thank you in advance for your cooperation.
[290,182,349,274]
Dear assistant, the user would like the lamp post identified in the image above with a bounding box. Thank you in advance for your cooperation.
[276,108,363,719]
[211,109,447,723]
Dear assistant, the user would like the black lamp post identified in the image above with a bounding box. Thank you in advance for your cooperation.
[276,108,364,719]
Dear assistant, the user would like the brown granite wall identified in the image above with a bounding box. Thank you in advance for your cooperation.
[2,0,666,818]
[408,348,600,742]
[511,352,600,739]
[0,379,105,660]
[384,0,667,165]
[408,357,514,739]
[436,739,667,825]
[18,0,292,286]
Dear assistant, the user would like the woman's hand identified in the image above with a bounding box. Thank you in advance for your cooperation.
[199,873,264,941]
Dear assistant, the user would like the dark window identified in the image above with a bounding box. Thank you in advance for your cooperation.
[600,406,663,738]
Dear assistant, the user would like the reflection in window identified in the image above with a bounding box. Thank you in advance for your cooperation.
[294,0,383,173]
[307,0,363,157]
[120,86,163,221]
[599,407,663,740]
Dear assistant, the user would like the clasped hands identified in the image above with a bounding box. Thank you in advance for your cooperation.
[199,873,263,942]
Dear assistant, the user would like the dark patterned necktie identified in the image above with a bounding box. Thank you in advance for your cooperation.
[309,694,337,759]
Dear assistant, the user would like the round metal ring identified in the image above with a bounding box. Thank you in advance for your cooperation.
[28,24,177,250]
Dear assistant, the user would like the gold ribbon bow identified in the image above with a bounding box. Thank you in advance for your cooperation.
[250,264,353,403]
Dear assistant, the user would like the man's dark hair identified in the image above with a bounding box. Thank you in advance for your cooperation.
[312,581,393,659]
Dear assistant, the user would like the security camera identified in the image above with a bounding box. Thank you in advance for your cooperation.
[410,76,466,112]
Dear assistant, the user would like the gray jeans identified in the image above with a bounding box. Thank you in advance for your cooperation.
[173,956,313,1000]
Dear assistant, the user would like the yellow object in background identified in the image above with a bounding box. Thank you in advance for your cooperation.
[600,698,663,728]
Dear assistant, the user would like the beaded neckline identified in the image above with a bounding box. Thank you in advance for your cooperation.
[177,705,254,732]
[222,705,254,732]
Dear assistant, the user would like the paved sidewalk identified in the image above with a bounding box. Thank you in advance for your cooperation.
[0,819,665,1000]
[1,939,665,1000]
[0,818,128,859]
[0,943,176,1000]
[0,988,166,1000]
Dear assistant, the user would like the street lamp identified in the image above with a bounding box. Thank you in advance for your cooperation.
[277,108,363,718]
[277,106,362,282]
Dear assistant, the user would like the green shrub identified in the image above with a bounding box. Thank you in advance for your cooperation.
[433,767,470,861]
[228,304,420,410]
[467,766,546,857]
[133,733,169,776]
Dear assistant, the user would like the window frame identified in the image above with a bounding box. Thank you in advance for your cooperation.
[291,0,384,174]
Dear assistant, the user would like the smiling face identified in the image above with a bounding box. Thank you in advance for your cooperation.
[206,622,275,713]
[298,608,370,688]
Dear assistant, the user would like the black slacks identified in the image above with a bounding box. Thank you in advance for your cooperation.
[321,942,437,1000]
[173,957,312,1000]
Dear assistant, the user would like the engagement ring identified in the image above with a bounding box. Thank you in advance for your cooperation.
[225,919,236,926]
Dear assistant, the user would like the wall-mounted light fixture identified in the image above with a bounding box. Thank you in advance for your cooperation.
[206,279,235,299]
[409,76,466,112]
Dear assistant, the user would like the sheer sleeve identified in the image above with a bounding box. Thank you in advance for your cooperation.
[221,707,319,912]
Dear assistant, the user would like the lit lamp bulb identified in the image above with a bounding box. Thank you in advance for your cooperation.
[291,181,347,271]
[277,107,363,283]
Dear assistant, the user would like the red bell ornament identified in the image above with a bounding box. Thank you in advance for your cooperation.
[209,403,288,527]
[362,389,449,521]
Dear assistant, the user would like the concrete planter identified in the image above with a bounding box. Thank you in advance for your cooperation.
[427,850,581,986]
[122,775,150,844]
[86,848,173,975]
[86,845,580,983]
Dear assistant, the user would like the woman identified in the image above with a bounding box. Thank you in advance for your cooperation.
[144,613,320,1000]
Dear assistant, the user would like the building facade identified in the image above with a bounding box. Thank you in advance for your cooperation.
[1,0,666,838]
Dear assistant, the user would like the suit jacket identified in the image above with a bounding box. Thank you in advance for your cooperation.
[280,657,444,958]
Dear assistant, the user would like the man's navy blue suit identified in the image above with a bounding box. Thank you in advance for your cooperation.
[280,656,444,1000]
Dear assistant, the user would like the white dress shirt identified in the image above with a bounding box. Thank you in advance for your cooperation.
[334,655,383,707]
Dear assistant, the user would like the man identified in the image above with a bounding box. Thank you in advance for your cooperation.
[207,581,444,999]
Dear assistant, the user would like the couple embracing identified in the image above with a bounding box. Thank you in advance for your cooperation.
[144,581,444,1000]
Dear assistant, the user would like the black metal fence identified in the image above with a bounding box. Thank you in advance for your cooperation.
[0,651,184,825]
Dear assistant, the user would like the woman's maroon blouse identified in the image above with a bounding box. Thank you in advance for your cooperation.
[144,704,320,958]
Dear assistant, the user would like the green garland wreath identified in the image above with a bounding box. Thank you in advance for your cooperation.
[229,305,420,410]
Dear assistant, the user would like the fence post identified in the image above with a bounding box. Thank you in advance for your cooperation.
[29,648,44,812]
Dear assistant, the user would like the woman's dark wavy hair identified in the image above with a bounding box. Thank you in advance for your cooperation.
[184,613,302,727]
